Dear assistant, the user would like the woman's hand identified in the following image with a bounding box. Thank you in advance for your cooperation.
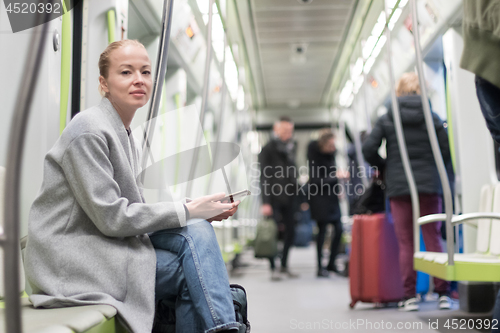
[185,193,239,222]
[207,202,240,222]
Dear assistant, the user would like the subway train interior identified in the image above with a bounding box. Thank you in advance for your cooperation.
[1,0,500,332]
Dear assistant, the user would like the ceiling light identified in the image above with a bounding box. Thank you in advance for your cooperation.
[386,0,398,9]
[398,0,409,7]
[345,94,354,107]
[363,35,378,59]
[353,76,364,94]
[351,58,364,79]
[363,56,376,74]
[371,35,387,58]
[371,20,385,38]
[237,86,245,110]
[388,8,402,30]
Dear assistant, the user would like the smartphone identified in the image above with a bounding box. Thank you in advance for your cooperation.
[219,189,251,203]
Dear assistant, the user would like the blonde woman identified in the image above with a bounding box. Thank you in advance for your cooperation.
[25,40,241,333]
[362,72,452,312]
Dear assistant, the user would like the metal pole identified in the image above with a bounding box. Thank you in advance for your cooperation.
[141,0,175,178]
[411,0,454,266]
[363,74,373,134]
[384,0,421,252]
[3,14,50,333]
[186,0,215,197]
[351,99,369,188]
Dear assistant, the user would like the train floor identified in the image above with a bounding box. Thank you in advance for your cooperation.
[229,244,492,333]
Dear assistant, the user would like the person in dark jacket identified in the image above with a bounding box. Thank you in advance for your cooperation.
[362,72,451,312]
[307,129,344,277]
[259,116,299,280]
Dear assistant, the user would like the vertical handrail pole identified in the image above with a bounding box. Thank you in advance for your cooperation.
[384,0,421,252]
[3,14,50,333]
[186,0,215,197]
[352,97,369,188]
[410,0,454,266]
[363,74,373,134]
[141,0,175,177]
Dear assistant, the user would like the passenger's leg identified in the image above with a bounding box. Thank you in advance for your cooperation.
[269,257,276,270]
[419,194,450,296]
[316,221,327,269]
[327,219,343,270]
[492,289,500,332]
[150,221,239,333]
[280,203,297,270]
[390,196,417,298]
[475,76,500,143]
[154,249,204,333]
[475,75,500,326]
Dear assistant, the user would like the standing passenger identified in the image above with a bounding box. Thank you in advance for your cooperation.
[459,1,500,329]
[259,116,299,281]
[362,72,452,311]
[25,40,241,333]
[307,129,343,277]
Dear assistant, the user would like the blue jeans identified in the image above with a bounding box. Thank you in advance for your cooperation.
[475,75,500,143]
[150,220,238,333]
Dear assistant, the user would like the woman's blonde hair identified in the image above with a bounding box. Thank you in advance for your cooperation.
[396,72,421,97]
[98,39,146,96]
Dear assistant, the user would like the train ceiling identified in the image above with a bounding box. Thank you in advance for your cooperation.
[237,0,356,110]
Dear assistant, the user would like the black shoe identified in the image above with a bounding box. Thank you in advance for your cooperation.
[326,264,339,273]
[317,268,329,277]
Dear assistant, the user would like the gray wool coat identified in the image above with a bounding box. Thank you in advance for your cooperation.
[25,98,187,333]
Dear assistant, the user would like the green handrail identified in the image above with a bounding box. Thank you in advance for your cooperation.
[59,1,71,134]
[107,9,116,44]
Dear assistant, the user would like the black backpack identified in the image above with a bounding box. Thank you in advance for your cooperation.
[153,284,250,332]
[230,284,251,332]
[350,178,386,215]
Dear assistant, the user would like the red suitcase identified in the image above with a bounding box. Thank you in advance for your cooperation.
[349,213,404,308]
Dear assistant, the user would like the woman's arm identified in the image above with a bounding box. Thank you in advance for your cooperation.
[434,113,451,163]
[362,117,386,170]
[62,133,232,237]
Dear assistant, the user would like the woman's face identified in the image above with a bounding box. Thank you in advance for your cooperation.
[100,44,152,111]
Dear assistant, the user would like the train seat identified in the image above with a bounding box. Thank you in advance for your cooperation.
[414,184,500,282]
[0,298,118,333]
[0,166,119,333]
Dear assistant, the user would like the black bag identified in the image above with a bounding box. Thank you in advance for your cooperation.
[230,284,251,332]
[350,177,386,215]
[153,285,251,333]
